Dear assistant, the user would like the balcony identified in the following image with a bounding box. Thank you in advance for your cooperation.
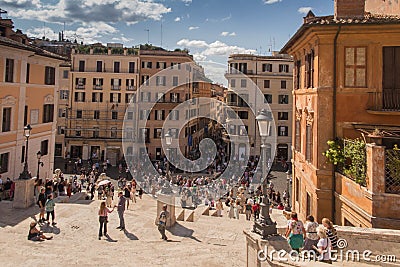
[75,84,85,89]
[111,85,121,90]
[93,85,103,90]
[126,86,136,91]
[367,91,400,113]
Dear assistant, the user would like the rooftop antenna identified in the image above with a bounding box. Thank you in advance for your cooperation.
[0,8,7,18]
[161,20,163,48]
[145,29,150,44]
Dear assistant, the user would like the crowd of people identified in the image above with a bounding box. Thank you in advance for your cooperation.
[0,175,15,201]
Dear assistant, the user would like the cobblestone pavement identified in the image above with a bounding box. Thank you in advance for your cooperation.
[0,192,289,267]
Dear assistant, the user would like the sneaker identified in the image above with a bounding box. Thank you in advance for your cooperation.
[52,222,57,226]
[98,236,101,240]
[116,226,121,229]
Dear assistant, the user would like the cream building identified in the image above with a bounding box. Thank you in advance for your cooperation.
[225,53,293,162]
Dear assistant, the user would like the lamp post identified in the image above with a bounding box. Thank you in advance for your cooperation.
[253,109,277,238]
[19,124,32,179]
[36,151,44,179]
[161,130,173,194]
[285,169,292,211]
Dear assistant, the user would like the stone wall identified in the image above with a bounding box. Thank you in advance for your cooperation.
[335,0,365,19]
[366,0,400,16]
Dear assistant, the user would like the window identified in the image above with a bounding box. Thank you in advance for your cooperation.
[278,95,289,104]
[239,125,248,136]
[305,50,315,88]
[111,111,118,120]
[169,110,179,120]
[26,63,30,83]
[295,177,300,202]
[62,70,69,79]
[173,76,179,86]
[43,104,54,123]
[74,92,85,102]
[345,47,366,87]
[278,126,288,136]
[110,93,121,103]
[156,76,166,86]
[93,127,99,138]
[96,61,103,72]
[281,80,287,89]
[58,108,66,118]
[57,126,65,135]
[2,107,11,132]
[261,80,269,89]
[295,120,301,152]
[142,61,152,69]
[94,110,100,119]
[45,66,55,85]
[40,140,49,155]
[76,110,82,119]
[154,128,163,138]
[306,124,313,162]
[93,78,103,89]
[125,93,134,103]
[169,128,179,138]
[295,60,301,89]
[306,193,311,216]
[5,58,14,82]
[171,62,181,69]
[92,92,103,102]
[264,94,272,104]
[75,78,86,89]
[129,62,135,73]
[156,92,165,102]
[127,112,133,120]
[156,62,166,69]
[278,112,288,120]
[238,111,248,119]
[111,127,117,138]
[76,126,81,137]
[111,78,121,90]
[262,63,272,72]
[78,60,85,72]
[55,144,62,157]
[155,110,165,120]
[0,152,9,173]
[114,61,120,73]
[141,75,150,86]
[139,128,150,142]
[139,110,150,120]
[240,79,247,88]
[279,64,289,73]
[140,92,151,102]
[170,93,180,103]
[126,79,135,90]
[230,79,236,88]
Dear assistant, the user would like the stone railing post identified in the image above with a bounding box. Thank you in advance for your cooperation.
[366,144,385,194]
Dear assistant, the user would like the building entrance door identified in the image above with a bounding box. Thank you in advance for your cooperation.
[277,144,288,161]
[107,148,120,166]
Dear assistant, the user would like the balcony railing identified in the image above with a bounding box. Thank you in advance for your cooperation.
[111,85,121,90]
[367,91,400,111]
[93,85,103,90]
[75,84,85,89]
[71,68,139,73]
[126,86,136,91]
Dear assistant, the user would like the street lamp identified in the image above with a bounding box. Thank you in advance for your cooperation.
[19,124,32,179]
[161,130,173,194]
[253,109,277,238]
[36,151,44,179]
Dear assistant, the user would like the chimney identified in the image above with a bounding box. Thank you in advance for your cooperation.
[334,0,365,19]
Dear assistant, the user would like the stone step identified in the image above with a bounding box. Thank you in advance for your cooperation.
[185,210,195,222]
[176,208,185,221]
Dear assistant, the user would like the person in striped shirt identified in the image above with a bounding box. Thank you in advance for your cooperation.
[322,218,338,250]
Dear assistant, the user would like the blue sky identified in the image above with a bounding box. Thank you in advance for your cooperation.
[0,0,334,83]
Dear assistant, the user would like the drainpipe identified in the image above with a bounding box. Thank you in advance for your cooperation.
[332,25,341,223]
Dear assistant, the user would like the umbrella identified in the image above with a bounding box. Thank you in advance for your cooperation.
[98,179,111,186]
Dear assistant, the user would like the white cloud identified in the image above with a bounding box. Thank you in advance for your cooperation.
[229,32,236,36]
[263,0,282,4]
[25,26,58,40]
[221,32,229,36]
[298,7,312,14]
[7,0,171,25]
[177,39,208,48]
[193,53,207,62]
[188,26,199,30]
[174,17,181,22]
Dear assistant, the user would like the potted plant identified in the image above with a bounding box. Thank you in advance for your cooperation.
[367,128,384,145]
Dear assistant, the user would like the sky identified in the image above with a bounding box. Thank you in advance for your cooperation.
[0,0,334,84]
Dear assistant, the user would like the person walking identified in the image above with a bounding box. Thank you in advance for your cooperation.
[98,201,115,240]
[156,204,170,241]
[303,215,319,252]
[322,218,338,251]
[245,200,252,221]
[313,225,333,264]
[116,191,126,230]
[45,194,56,226]
[228,199,235,219]
[124,185,131,210]
[37,187,46,223]
[285,212,306,252]
[216,198,224,217]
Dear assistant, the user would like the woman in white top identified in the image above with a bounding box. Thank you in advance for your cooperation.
[313,225,332,264]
